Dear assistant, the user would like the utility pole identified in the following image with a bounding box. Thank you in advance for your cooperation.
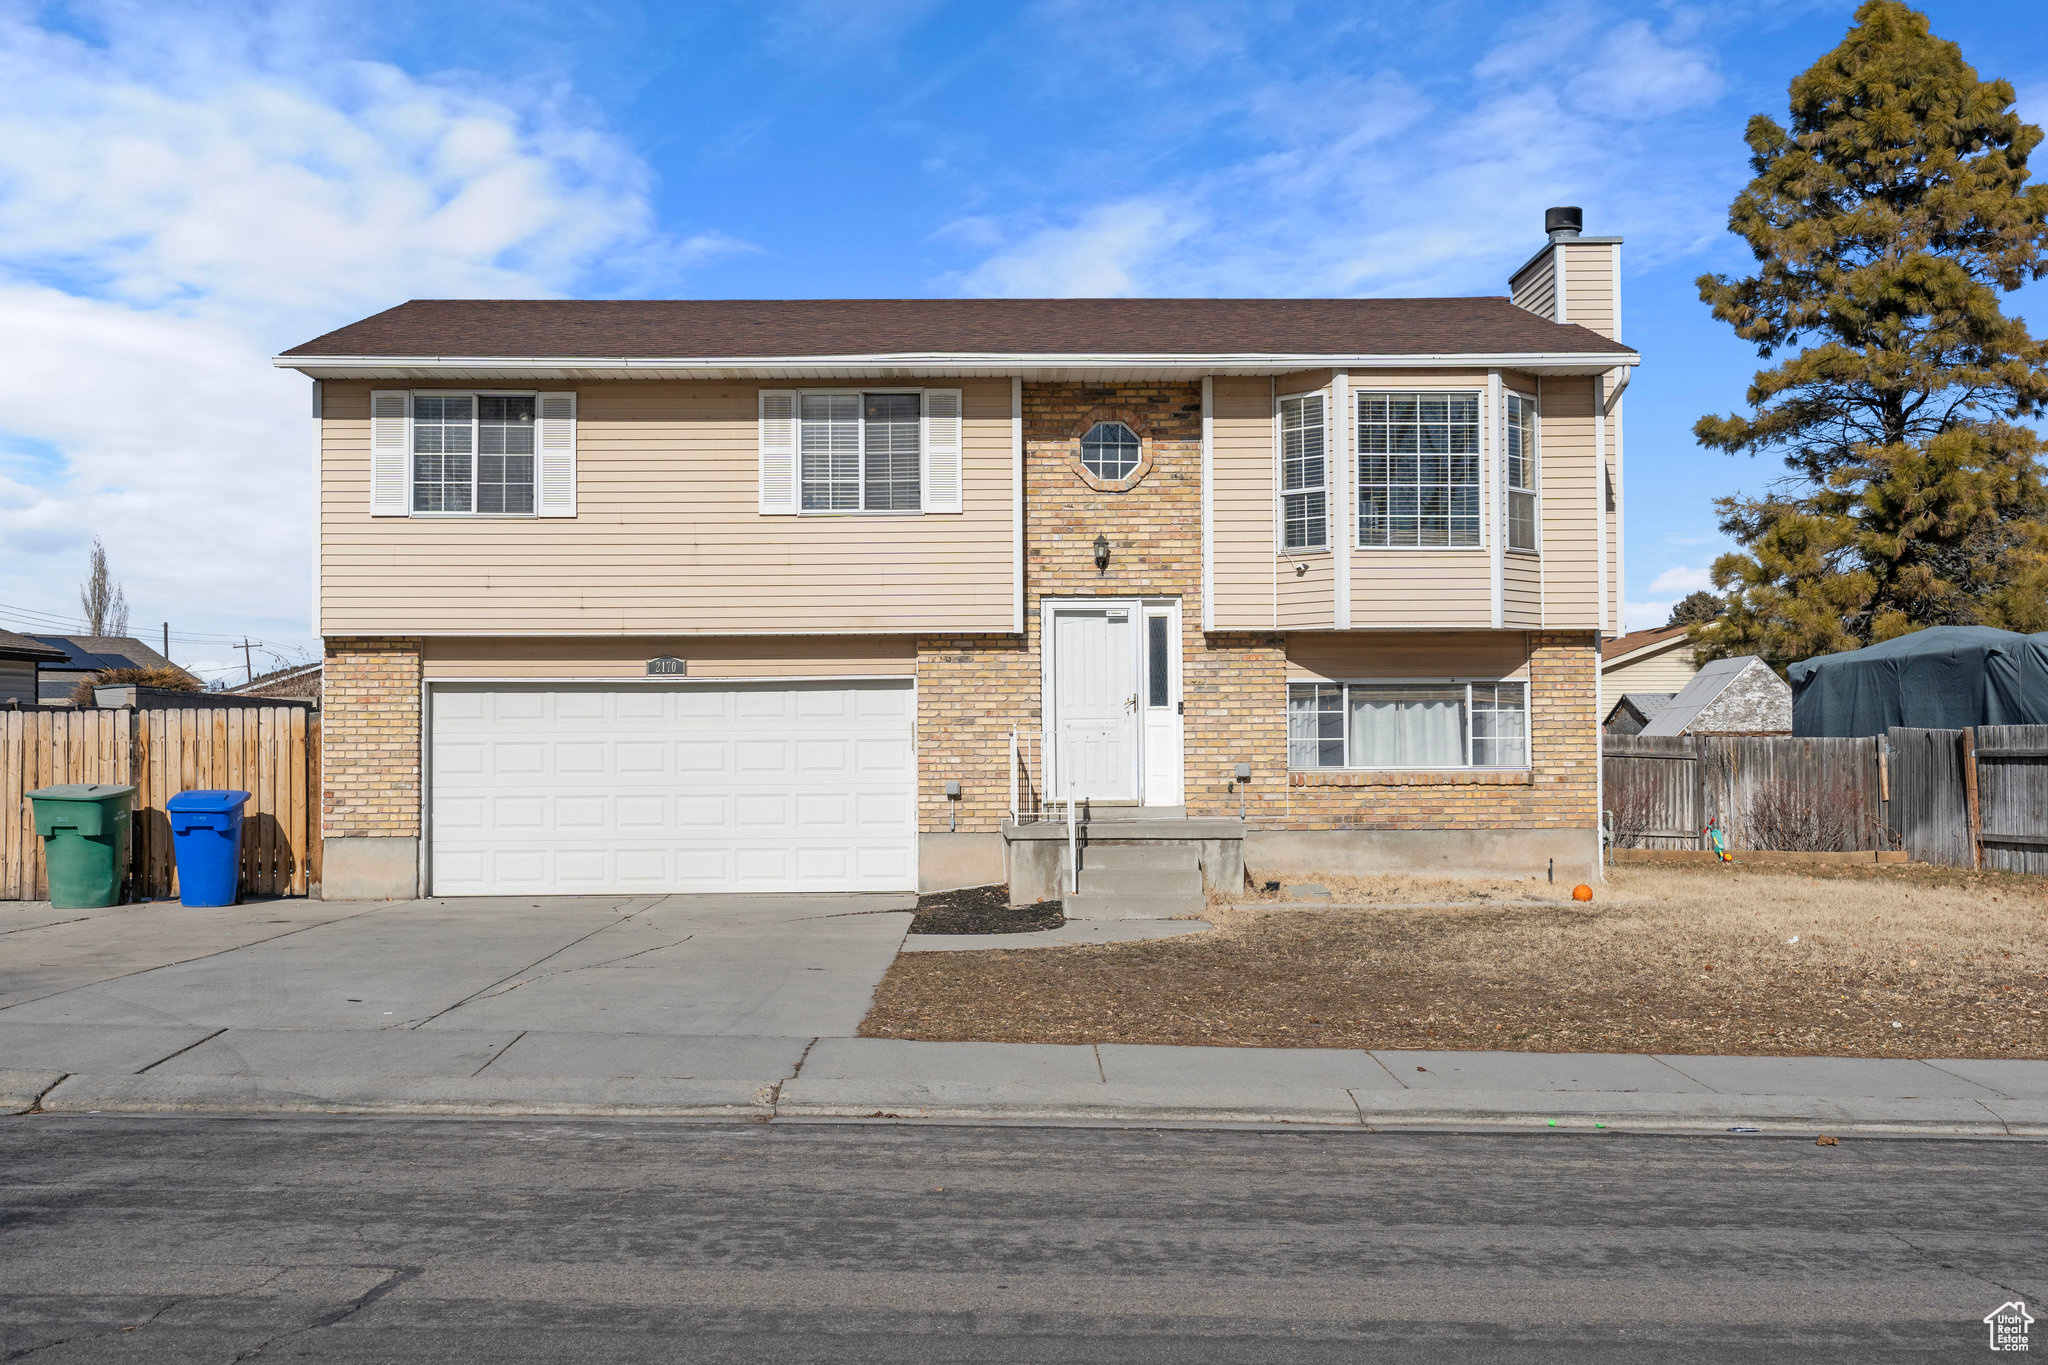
[162,622,170,663]
[238,639,253,685]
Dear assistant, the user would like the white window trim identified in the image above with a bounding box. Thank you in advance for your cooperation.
[407,389,543,519]
[1286,676,1532,772]
[1351,387,1487,553]
[1276,388,1331,554]
[796,386,929,516]
[1505,388,1542,556]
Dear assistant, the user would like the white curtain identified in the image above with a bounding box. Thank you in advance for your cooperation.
[1349,687,1465,767]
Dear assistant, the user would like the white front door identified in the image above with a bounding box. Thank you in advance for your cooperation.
[1049,604,1139,803]
[1141,602,1184,805]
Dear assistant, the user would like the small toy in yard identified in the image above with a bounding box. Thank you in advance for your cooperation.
[1572,884,1593,902]
[1704,816,1732,862]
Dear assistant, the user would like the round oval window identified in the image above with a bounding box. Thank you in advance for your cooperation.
[1079,421,1141,481]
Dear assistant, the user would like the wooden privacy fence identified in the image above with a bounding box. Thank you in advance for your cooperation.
[2,707,320,901]
[1890,724,2048,874]
[1604,733,1888,852]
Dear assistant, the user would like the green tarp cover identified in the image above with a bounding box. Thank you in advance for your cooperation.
[1788,626,2048,737]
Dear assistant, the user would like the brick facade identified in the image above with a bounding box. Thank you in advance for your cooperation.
[915,381,1600,840]
[322,637,421,838]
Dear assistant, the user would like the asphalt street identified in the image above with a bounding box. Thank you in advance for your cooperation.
[1,1116,2041,1362]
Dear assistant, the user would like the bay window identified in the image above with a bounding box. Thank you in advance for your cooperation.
[1288,680,1529,770]
[1506,391,1539,552]
[1278,393,1327,550]
[1357,391,1481,548]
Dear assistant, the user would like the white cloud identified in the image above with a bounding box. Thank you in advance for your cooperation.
[1647,564,1714,596]
[0,4,735,661]
[946,3,1733,298]
[957,200,1203,297]
[1624,600,1676,631]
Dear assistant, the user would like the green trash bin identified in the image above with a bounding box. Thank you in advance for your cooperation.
[28,784,135,909]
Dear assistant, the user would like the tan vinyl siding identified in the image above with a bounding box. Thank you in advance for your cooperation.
[320,379,1015,637]
[1560,242,1619,339]
[421,634,916,680]
[1288,632,1530,682]
[1503,553,1542,627]
[1510,251,1557,320]
[1534,375,1600,628]
[1604,643,1698,694]
[1351,552,1494,626]
[1209,375,1279,630]
[0,660,34,707]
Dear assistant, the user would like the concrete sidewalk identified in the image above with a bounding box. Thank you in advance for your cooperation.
[6,1029,2046,1135]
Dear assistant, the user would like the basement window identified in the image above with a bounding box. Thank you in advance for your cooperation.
[1288,681,1527,770]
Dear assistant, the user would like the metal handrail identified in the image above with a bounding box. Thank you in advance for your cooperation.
[1008,728,1080,895]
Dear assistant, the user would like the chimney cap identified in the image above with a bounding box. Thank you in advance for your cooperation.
[1545,206,1584,240]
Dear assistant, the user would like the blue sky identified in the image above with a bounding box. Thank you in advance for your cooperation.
[2,0,2045,681]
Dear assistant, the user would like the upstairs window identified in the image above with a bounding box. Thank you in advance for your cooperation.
[800,391,922,512]
[1278,393,1327,550]
[1081,421,1141,481]
[1288,680,1528,770]
[412,394,535,515]
[1506,391,1539,552]
[1357,392,1480,548]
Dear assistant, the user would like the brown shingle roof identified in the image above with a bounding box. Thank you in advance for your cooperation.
[1602,624,1690,662]
[0,628,66,662]
[281,297,1636,360]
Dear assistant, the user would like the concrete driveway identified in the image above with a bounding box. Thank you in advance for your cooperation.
[0,893,913,1100]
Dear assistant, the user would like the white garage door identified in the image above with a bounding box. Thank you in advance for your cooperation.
[428,681,916,895]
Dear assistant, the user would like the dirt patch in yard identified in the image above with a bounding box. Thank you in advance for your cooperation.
[863,864,2048,1057]
[910,885,1064,935]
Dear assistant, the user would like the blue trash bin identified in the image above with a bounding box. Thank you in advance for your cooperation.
[166,789,252,907]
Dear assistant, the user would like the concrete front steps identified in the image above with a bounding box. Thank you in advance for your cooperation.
[1065,838,1205,921]
[1000,806,1243,921]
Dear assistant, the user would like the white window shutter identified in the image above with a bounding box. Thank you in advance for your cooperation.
[759,389,798,513]
[370,390,410,516]
[536,392,577,517]
[922,388,963,513]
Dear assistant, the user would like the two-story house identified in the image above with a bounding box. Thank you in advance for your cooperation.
[277,207,1635,903]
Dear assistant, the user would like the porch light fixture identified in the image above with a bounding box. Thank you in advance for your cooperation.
[1093,534,1110,573]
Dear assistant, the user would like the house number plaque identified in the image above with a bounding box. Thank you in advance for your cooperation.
[646,657,687,676]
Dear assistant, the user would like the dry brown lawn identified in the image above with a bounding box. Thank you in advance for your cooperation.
[862,863,2048,1057]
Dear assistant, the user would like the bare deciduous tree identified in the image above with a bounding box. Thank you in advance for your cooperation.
[79,536,130,638]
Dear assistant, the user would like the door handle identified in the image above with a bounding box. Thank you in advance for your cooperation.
[1126,694,1138,712]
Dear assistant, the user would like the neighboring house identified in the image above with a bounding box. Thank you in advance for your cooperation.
[1602,624,1698,695]
[30,635,177,707]
[1604,692,1674,736]
[228,661,323,704]
[1639,656,1792,736]
[0,630,66,707]
[276,206,1639,902]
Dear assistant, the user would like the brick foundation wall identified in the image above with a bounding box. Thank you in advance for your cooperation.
[322,637,422,838]
[914,380,1600,839]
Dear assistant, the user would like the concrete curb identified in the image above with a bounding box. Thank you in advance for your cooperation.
[15,1069,2045,1137]
[36,1072,775,1120]
[0,1069,67,1114]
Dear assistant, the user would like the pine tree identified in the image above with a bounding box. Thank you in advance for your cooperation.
[1666,590,1724,628]
[1693,0,2048,669]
